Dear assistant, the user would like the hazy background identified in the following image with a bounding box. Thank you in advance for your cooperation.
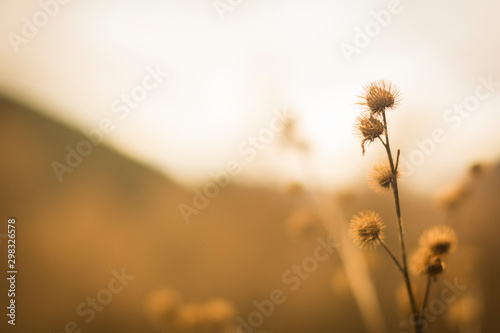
[1,0,500,191]
[1,0,500,333]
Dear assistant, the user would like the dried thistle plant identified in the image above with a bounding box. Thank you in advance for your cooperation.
[349,80,458,333]
[144,289,236,333]
[353,113,385,155]
[349,210,385,249]
[357,80,401,115]
[419,225,457,256]
[368,161,401,194]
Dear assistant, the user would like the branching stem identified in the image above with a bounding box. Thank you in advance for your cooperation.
[381,109,421,333]
[379,238,404,273]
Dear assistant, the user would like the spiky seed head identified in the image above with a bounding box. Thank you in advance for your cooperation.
[144,288,182,327]
[203,298,236,324]
[436,184,468,211]
[176,303,207,329]
[411,248,445,276]
[419,225,457,256]
[469,163,486,177]
[424,255,445,276]
[368,162,400,194]
[350,211,385,249]
[353,114,385,155]
[358,80,401,115]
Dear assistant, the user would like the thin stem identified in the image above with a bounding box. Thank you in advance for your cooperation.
[422,275,433,313]
[379,238,404,273]
[395,149,400,171]
[381,109,421,333]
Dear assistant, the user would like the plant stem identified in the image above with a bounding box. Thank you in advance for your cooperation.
[422,275,432,313]
[381,109,421,333]
[379,238,404,273]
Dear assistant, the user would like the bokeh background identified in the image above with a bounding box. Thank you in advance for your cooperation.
[1,0,499,332]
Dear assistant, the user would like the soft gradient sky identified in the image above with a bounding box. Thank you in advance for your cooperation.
[1,0,500,193]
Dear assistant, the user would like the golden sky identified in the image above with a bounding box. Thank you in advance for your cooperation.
[1,0,500,193]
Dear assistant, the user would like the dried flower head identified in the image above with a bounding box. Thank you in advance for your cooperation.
[176,303,207,330]
[354,114,385,155]
[203,298,236,325]
[368,162,400,194]
[436,183,468,211]
[419,225,457,256]
[411,248,445,276]
[144,288,182,327]
[469,163,487,177]
[358,80,401,115]
[350,211,385,249]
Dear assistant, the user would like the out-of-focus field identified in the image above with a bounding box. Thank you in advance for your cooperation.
[1,96,499,333]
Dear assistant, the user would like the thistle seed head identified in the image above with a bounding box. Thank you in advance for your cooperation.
[436,183,468,211]
[203,298,236,325]
[144,288,182,328]
[368,162,400,194]
[350,211,385,249]
[358,80,401,115]
[354,114,385,155]
[419,225,457,256]
[412,248,445,276]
